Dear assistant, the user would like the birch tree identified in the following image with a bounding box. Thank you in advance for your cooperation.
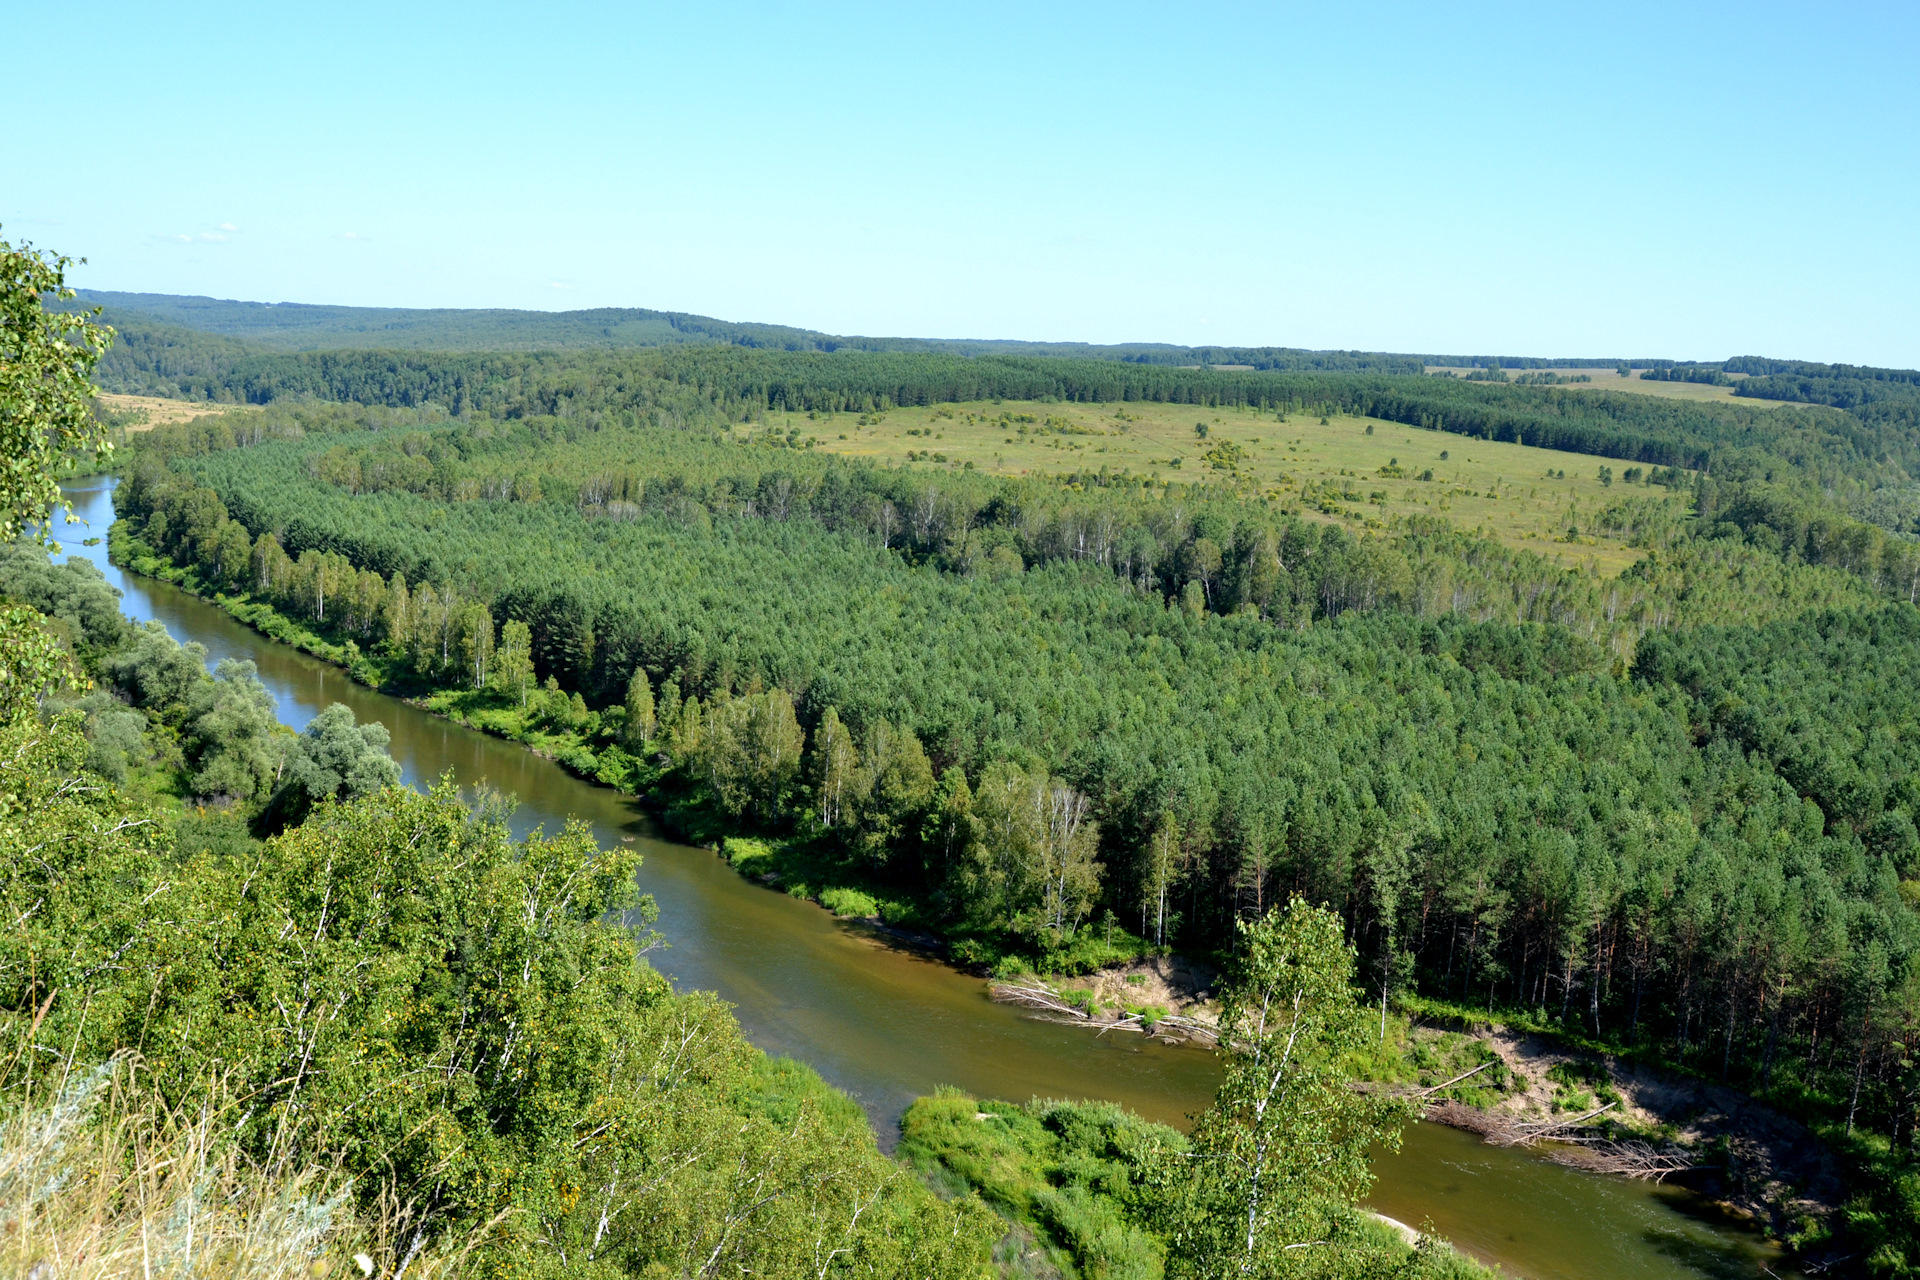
[1167,900,1413,1278]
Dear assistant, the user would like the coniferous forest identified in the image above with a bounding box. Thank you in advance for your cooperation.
[15,265,1920,1277]
[107,328,1920,1143]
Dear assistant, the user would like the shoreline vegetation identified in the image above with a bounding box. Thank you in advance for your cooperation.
[6,535,1502,1280]
[28,249,1920,1277]
[107,516,1847,1254]
[106,518,1155,974]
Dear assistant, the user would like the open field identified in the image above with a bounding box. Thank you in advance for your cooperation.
[789,398,1686,575]
[1425,367,1758,406]
[97,392,248,429]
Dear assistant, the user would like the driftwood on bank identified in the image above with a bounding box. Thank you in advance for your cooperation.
[988,981,1219,1045]
[1411,1060,1495,1097]
[1553,1137,1704,1182]
[1425,1099,1702,1182]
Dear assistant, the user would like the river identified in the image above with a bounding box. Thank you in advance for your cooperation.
[52,477,1801,1280]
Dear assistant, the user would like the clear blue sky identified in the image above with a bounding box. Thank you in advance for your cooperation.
[9,2,1917,364]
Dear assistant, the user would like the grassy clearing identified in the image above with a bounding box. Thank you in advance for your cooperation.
[96,393,249,430]
[1424,367,1766,407]
[791,397,1685,575]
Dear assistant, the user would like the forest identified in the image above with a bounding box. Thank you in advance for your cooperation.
[6,244,1516,1279]
[86,305,1911,490]
[108,354,1920,1200]
[75,292,1431,368]
[18,243,1920,1273]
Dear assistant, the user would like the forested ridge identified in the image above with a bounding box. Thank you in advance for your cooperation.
[78,293,1430,369]
[80,290,1661,373]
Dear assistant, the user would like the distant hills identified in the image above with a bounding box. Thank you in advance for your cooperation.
[72,289,1654,373]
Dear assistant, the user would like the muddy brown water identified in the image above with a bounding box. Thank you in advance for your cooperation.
[55,478,1801,1280]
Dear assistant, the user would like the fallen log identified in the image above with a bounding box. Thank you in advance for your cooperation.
[1548,1138,1703,1182]
[989,981,1219,1045]
[990,982,1088,1019]
[1488,1100,1618,1147]
[1413,1060,1495,1098]
[1423,1100,1703,1181]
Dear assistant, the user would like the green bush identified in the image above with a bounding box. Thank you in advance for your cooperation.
[818,886,879,918]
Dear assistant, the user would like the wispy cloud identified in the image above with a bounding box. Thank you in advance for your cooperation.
[167,223,238,244]
[338,231,365,241]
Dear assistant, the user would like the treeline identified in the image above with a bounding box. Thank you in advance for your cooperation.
[125,408,1897,669]
[0,540,397,825]
[78,292,1710,373]
[79,294,1428,370]
[92,327,1913,488]
[1725,354,1920,439]
[1641,367,1732,386]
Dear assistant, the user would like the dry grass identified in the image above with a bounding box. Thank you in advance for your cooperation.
[1,1058,487,1280]
[96,394,248,432]
[1424,367,1758,406]
[788,398,1689,575]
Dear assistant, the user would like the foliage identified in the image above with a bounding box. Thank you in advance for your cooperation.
[0,233,115,543]
[899,1090,1183,1280]
[900,1085,1488,1280]
[1165,901,1418,1278]
[0,539,130,653]
[0,608,997,1274]
[271,700,401,821]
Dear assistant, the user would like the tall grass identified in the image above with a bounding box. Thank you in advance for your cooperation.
[0,1056,488,1280]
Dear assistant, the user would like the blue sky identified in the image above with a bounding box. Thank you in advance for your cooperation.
[9,2,1917,363]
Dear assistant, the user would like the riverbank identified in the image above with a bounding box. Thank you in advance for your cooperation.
[1418,1019,1842,1240]
[107,519,1163,972]
[104,517,1848,1276]
[1006,961,1847,1263]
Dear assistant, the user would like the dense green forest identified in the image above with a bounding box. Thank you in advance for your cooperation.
[112,383,1920,1144]
[30,251,1920,1273]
